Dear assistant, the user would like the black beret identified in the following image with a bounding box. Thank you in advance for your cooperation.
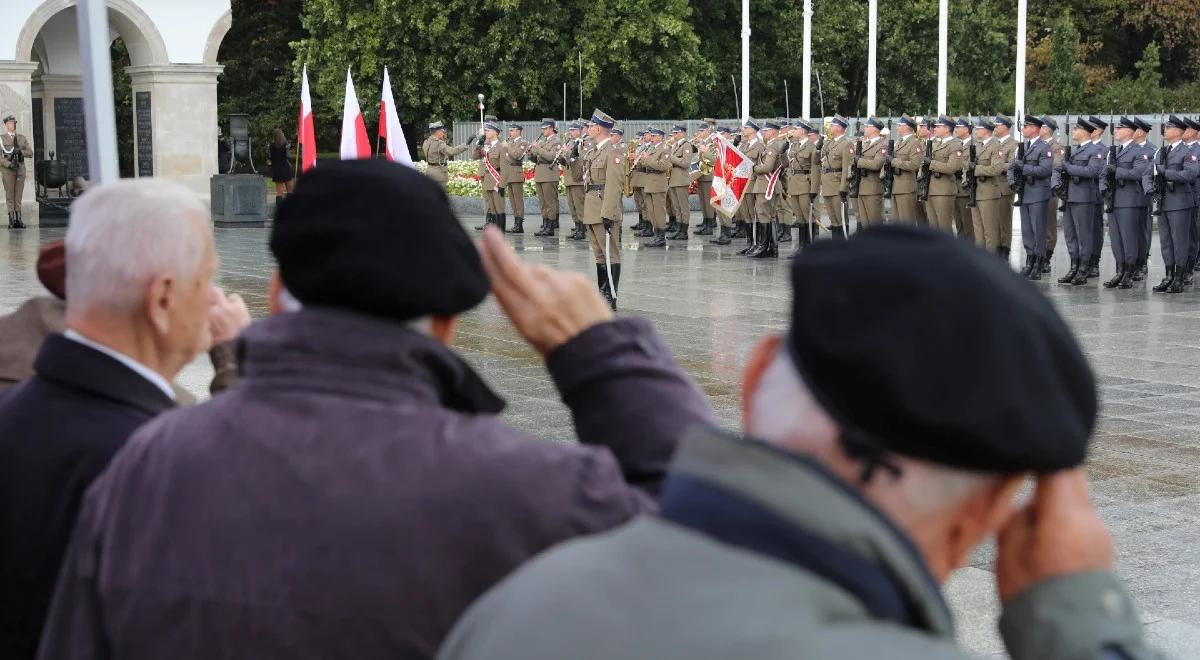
[272,160,489,323]
[786,225,1096,473]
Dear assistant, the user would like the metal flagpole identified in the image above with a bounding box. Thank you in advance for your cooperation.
[937,0,948,115]
[784,80,790,121]
[77,0,119,183]
[741,0,750,121]
[1014,0,1027,241]
[578,52,583,117]
[731,75,740,119]
[867,0,878,116]
[802,0,812,120]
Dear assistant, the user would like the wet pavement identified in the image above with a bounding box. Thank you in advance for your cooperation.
[3,217,1198,658]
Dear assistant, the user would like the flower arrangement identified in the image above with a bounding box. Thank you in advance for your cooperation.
[417,160,567,198]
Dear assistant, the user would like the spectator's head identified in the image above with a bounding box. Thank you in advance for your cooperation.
[64,179,217,380]
[740,226,1096,582]
[271,160,488,345]
[37,240,66,299]
[273,128,287,148]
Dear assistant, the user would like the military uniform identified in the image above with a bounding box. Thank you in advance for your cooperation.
[784,127,821,245]
[748,122,785,257]
[992,124,1018,256]
[854,125,887,229]
[820,119,853,235]
[581,110,627,307]
[630,135,650,236]
[926,119,965,235]
[502,129,531,232]
[1056,120,1106,285]
[1153,118,1200,293]
[1012,119,1054,279]
[972,131,1004,252]
[953,122,974,242]
[561,128,587,240]
[421,124,469,189]
[1043,129,1064,268]
[1,119,33,229]
[889,121,921,224]
[1106,124,1153,288]
[640,130,672,247]
[694,124,717,236]
[529,120,564,236]
[666,128,695,239]
[477,128,507,230]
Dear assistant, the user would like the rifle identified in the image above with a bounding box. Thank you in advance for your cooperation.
[1103,143,1117,213]
[964,142,978,209]
[882,117,895,199]
[916,138,933,203]
[4,134,24,173]
[1053,144,1072,202]
[848,122,863,199]
[1011,140,1026,207]
[1152,143,1167,217]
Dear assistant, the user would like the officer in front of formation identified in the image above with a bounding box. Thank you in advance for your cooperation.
[1153,115,1200,294]
[1055,117,1105,286]
[1103,116,1153,289]
[1011,115,1054,280]
[819,115,852,238]
[421,122,470,189]
[476,122,507,231]
[580,109,626,309]
[854,118,887,229]
[783,120,821,247]
[887,115,922,224]
[529,118,563,237]
[2,114,32,230]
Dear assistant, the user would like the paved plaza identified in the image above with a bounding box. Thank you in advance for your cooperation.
[3,216,1199,658]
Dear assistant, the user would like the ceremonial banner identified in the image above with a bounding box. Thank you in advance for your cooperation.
[339,68,371,160]
[297,65,316,173]
[378,67,413,167]
[710,135,752,217]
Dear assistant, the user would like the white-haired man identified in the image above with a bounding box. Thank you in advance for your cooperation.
[440,226,1164,660]
[0,179,220,660]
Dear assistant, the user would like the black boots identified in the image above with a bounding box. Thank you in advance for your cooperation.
[739,223,763,255]
[777,220,792,243]
[1132,257,1147,282]
[630,214,643,231]
[1041,249,1053,274]
[665,217,679,235]
[596,263,620,311]
[1104,265,1125,289]
[569,222,585,240]
[694,217,715,235]
[731,221,748,239]
[748,221,779,258]
[710,225,732,245]
[1058,259,1080,284]
[1118,262,1136,289]
[1070,259,1090,286]
[1086,257,1100,278]
[643,228,666,248]
[508,216,524,233]
[533,217,558,237]
[667,221,689,240]
[1028,256,1043,281]
[475,212,492,231]
[1020,253,1035,278]
[635,222,655,238]
[1153,266,1175,293]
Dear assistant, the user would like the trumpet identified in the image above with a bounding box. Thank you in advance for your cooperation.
[623,139,637,197]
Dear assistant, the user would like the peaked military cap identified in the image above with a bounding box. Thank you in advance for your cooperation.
[795,120,815,132]
[635,130,646,137]
[1167,115,1192,130]
[671,124,687,133]
[1134,118,1152,133]
[1186,117,1200,131]
[787,225,1096,474]
[744,118,761,131]
[830,115,849,129]
[993,114,1013,128]
[864,117,884,130]
[483,122,501,133]
[427,121,445,131]
[647,127,665,137]
[507,124,523,132]
[1117,116,1138,131]
[1041,115,1058,131]
[764,120,782,130]
[702,117,718,126]
[898,115,917,130]
[935,115,955,128]
[922,117,936,129]
[1087,116,1108,131]
[540,118,557,128]
[590,108,615,129]
[612,127,624,136]
[954,117,971,128]
[1022,115,1044,128]
[974,118,995,131]
[716,126,732,134]
[1075,117,1096,132]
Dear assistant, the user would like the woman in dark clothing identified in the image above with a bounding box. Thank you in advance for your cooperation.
[269,129,295,203]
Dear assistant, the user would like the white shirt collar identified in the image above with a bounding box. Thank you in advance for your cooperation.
[999,135,1010,143]
[64,329,176,401]
[868,137,880,145]
[596,137,612,150]
[899,133,912,142]
[1119,140,1133,148]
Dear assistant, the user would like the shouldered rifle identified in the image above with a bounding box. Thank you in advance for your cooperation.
[1103,144,1117,212]
[882,118,895,199]
[964,142,978,208]
[1053,145,1072,202]
[1152,144,1167,217]
[916,138,933,202]
[1011,140,1026,207]
[5,134,24,172]
[848,137,863,199]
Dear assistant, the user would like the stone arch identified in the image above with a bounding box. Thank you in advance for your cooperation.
[16,0,170,67]
[201,8,232,65]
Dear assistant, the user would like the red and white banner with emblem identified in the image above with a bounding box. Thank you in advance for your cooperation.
[710,135,752,217]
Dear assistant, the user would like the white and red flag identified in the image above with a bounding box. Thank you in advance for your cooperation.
[710,134,752,217]
[378,67,413,167]
[339,67,371,160]
[297,64,316,173]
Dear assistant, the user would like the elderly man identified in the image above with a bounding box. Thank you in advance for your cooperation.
[0,180,220,660]
[439,226,1165,660]
[37,160,711,660]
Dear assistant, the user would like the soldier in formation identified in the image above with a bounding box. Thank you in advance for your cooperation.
[529,119,563,237]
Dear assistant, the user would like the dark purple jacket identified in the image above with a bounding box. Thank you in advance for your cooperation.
[37,309,712,660]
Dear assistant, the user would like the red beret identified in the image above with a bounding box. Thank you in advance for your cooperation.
[37,240,66,300]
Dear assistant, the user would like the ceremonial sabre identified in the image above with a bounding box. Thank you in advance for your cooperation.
[604,227,617,303]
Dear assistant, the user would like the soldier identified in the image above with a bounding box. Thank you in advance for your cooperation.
[854,117,887,229]
[1011,115,1054,279]
[971,118,1003,253]
[1103,117,1154,289]
[640,127,671,248]
[1183,118,1200,281]
[529,119,563,237]
[476,123,506,231]
[559,121,588,241]
[888,115,921,224]
[581,109,627,309]
[1039,116,1063,274]
[1081,116,1111,277]
[1132,118,1155,278]
[1055,117,1105,287]
[421,121,470,190]
[630,131,652,237]
[953,118,975,242]
[1,115,32,229]
[1152,115,1200,293]
[783,120,821,248]
[737,119,767,253]
[992,115,1017,260]
[666,125,695,240]
[773,120,793,245]
[747,120,785,258]
[501,124,531,233]
[914,118,934,226]
[819,116,853,239]
[692,119,717,236]
[926,116,965,235]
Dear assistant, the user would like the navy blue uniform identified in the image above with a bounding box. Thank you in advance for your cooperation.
[1108,142,1152,267]
[1060,141,1105,264]
[1159,142,1200,269]
[1014,138,1053,258]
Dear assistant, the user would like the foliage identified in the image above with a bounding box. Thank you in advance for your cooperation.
[110,39,134,178]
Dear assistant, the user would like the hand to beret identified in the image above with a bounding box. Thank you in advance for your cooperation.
[479,226,613,356]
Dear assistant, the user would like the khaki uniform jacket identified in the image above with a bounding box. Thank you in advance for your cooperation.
[890,134,922,195]
[529,134,563,183]
[561,138,586,186]
[820,135,853,194]
[994,137,1017,195]
[739,137,766,192]
[696,140,715,183]
[784,139,820,196]
[629,144,649,188]
[423,137,468,165]
[1,133,32,177]
[640,143,671,194]
[479,140,504,191]
[440,426,1166,660]
[856,138,888,196]
[501,138,530,185]
[972,139,1003,201]
[583,138,626,223]
[956,138,974,198]
[928,138,965,197]
[667,139,695,188]
[750,137,784,194]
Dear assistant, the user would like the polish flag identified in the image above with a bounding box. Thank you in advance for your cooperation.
[339,67,371,160]
[378,67,413,167]
[710,134,752,217]
[297,64,316,173]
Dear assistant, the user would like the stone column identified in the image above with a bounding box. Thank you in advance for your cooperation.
[0,61,40,226]
[125,64,223,198]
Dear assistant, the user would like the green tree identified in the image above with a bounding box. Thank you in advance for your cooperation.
[1044,13,1085,113]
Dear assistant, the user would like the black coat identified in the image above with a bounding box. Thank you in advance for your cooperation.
[0,335,175,659]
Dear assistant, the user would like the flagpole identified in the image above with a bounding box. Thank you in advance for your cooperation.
[741,0,750,121]
[77,0,118,183]
[802,0,812,120]
[867,0,878,116]
[938,0,948,115]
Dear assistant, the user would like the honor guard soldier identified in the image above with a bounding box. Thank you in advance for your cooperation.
[476,123,507,231]
[502,124,531,233]
[738,119,767,252]
[666,125,694,239]
[992,115,1017,259]
[1055,117,1105,287]
[887,115,921,224]
[630,131,650,236]
[1182,118,1200,280]
[953,118,975,242]
[820,115,853,238]
[915,118,934,225]
[1103,117,1154,289]
[971,117,1004,253]
[855,117,888,229]
[747,120,785,257]
[1011,115,1054,279]
[784,120,821,248]
[2,115,32,229]
[692,119,717,236]
[530,118,563,237]
[774,120,793,245]
[640,127,672,248]
[1078,116,1108,277]
[926,116,965,235]
[1039,116,1063,273]
[1133,117,1155,277]
[581,109,627,309]
[710,126,738,245]
[422,122,470,190]
[1152,115,1200,294]
[560,121,588,241]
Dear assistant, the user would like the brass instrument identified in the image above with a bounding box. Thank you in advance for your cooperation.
[623,139,636,196]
